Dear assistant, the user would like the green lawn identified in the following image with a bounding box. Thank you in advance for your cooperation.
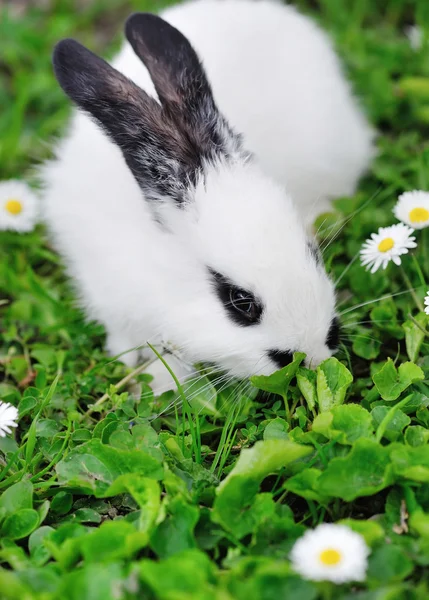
[2,1,429,598]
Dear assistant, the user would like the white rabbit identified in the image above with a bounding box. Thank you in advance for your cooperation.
[42,0,373,390]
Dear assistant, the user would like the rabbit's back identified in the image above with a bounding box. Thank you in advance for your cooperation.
[159,0,374,220]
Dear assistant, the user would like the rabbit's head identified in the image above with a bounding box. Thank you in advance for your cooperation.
[53,13,339,378]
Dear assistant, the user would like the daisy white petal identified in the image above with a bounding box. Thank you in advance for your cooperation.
[0,402,18,437]
[424,290,429,315]
[0,180,39,232]
[290,523,370,584]
[393,190,429,229]
[405,25,423,51]
[360,223,417,273]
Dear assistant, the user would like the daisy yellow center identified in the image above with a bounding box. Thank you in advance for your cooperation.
[5,199,23,215]
[319,548,342,566]
[409,207,429,224]
[378,237,394,253]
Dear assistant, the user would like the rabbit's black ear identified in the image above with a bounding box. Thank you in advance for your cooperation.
[125,13,214,121]
[52,38,202,205]
[125,13,246,161]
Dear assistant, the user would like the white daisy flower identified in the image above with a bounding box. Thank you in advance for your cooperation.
[424,290,429,316]
[290,523,370,584]
[0,180,39,232]
[393,190,429,229]
[0,402,19,437]
[360,223,417,274]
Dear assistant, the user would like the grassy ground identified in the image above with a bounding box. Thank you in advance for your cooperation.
[2,0,429,598]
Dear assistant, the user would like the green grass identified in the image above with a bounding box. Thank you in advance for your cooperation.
[2,0,429,598]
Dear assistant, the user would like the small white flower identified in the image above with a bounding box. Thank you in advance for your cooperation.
[290,523,370,584]
[424,290,429,316]
[360,223,417,274]
[405,25,423,51]
[394,190,429,229]
[0,402,19,437]
[0,180,39,232]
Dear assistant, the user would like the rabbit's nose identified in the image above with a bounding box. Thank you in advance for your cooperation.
[268,350,294,369]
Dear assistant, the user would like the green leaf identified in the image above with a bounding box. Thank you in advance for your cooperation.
[316,357,353,412]
[28,526,54,566]
[251,353,306,398]
[55,439,163,495]
[409,509,429,537]
[0,568,34,599]
[398,76,429,101]
[372,406,410,442]
[58,562,126,600]
[65,508,101,524]
[36,499,50,526]
[367,545,413,583]
[337,519,384,546]
[24,374,60,465]
[44,523,88,570]
[226,558,317,600]
[296,368,317,411]
[1,509,40,540]
[80,520,149,562]
[352,330,381,360]
[35,418,59,438]
[182,376,220,416]
[316,439,394,501]
[312,404,374,444]
[102,474,161,534]
[390,445,429,482]
[403,314,427,362]
[0,481,33,516]
[405,425,429,447]
[151,496,199,558]
[373,359,424,401]
[263,418,289,440]
[213,440,312,538]
[139,549,218,600]
[50,491,73,515]
[17,565,61,595]
[283,468,330,504]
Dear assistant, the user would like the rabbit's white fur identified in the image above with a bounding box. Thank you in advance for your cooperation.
[43,0,373,389]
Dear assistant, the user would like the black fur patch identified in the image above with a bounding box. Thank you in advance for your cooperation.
[125,13,245,163]
[268,350,294,369]
[53,39,202,205]
[209,269,263,327]
[326,316,340,350]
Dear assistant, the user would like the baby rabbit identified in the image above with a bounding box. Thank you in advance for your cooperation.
[43,0,373,388]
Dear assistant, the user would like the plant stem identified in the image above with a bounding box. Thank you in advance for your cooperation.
[407,314,429,337]
[412,255,426,287]
[318,582,335,600]
[85,357,158,416]
[30,421,72,482]
[423,228,429,279]
[282,394,292,426]
[147,343,201,463]
[400,266,424,312]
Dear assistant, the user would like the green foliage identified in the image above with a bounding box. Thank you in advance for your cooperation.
[2,0,429,598]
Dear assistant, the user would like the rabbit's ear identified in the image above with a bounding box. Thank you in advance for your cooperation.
[125,13,245,161]
[53,38,203,205]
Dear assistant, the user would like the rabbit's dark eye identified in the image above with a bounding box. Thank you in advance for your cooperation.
[229,288,261,322]
[209,269,263,326]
